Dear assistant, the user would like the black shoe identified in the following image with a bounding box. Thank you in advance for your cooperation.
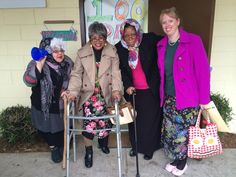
[51,146,62,163]
[98,137,110,154]
[143,154,153,160]
[100,146,110,154]
[129,149,136,157]
[59,146,64,156]
[85,146,93,168]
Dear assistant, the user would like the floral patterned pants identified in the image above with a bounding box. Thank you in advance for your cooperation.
[82,87,112,140]
[161,95,199,160]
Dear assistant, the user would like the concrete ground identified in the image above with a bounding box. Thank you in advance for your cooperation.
[0,147,235,177]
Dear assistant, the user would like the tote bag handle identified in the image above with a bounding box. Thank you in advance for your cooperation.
[195,109,211,128]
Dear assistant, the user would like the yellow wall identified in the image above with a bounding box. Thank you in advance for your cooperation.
[211,0,236,132]
[0,0,236,132]
[0,0,81,110]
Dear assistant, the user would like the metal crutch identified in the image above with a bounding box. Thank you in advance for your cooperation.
[66,100,77,177]
[114,100,125,177]
[132,91,140,177]
[62,96,67,169]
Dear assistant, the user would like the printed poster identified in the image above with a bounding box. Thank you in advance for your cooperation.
[84,0,149,44]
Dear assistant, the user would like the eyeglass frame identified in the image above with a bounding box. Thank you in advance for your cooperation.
[90,36,105,43]
[123,33,137,40]
[52,49,65,54]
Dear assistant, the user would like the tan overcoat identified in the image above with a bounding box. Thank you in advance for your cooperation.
[68,42,123,114]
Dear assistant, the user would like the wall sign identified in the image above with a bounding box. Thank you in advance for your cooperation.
[84,0,148,44]
[41,30,77,41]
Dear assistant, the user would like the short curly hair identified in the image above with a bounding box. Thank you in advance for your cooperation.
[50,38,66,52]
[88,21,107,40]
[39,37,66,54]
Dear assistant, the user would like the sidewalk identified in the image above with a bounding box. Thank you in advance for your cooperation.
[0,147,235,177]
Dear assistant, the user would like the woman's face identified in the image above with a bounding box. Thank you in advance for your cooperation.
[123,26,137,47]
[52,50,65,63]
[160,14,180,38]
[90,34,106,50]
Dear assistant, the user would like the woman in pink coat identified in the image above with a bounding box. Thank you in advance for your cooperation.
[157,7,211,176]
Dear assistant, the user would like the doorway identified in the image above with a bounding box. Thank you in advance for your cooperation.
[148,0,215,59]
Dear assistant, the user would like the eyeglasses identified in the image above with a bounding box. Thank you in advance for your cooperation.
[124,33,136,40]
[53,50,65,54]
[90,37,105,42]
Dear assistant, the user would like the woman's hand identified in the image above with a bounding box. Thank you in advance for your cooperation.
[61,91,77,101]
[200,103,210,110]
[112,90,121,102]
[35,57,47,73]
[126,87,135,95]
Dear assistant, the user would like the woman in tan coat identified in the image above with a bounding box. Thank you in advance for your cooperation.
[63,21,123,168]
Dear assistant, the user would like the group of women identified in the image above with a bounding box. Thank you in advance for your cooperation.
[23,7,210,176]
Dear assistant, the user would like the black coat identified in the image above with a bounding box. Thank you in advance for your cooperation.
[115,33,162,101]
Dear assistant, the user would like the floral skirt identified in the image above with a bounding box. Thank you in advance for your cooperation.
[82,87,112,139]
[161,95,199,160]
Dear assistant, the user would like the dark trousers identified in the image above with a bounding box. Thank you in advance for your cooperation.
[82,131,109,147]
[38,130,64,147]
[128,89,162,156]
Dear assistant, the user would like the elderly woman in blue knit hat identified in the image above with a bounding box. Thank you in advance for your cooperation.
[23,38,73,163]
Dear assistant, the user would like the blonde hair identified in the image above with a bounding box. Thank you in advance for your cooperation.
[159,7,180,24]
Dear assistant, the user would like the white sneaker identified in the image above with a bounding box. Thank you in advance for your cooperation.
[172,164,188,176]
[165,163,177,172]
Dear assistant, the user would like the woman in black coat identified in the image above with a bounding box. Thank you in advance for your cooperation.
[115,18,162,160]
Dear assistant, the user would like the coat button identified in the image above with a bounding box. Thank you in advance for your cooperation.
[178,57,182,60]
[179,67,184,71]
[84,84,87,87]
[107,73,109,76]
[109,83,112,85]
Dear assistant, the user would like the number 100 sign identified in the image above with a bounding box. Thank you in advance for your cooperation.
[85,0,148,44]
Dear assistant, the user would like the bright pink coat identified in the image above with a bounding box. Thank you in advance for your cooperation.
[157,29,210,110]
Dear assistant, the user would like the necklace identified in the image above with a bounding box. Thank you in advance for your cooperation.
[168,39,179,46]
[168,33,180,46]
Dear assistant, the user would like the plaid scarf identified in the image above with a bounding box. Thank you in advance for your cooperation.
[41,55,73,119]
